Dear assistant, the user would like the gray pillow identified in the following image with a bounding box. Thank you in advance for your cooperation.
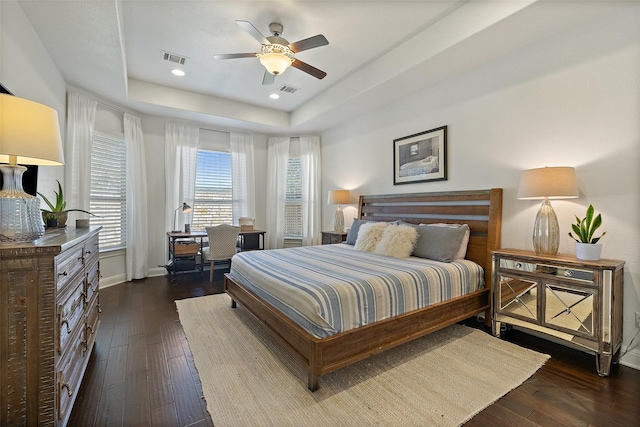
[345,219,368,245]
[412,224,468,262]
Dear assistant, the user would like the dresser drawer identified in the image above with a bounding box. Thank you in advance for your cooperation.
[85,259,100,305]
[55,245,85,292]
[85,292,100,352]
[56,327,86,423]
[84,234,100,266]
[57,280,85,356]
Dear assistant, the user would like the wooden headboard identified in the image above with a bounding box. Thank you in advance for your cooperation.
[357,188,503,289]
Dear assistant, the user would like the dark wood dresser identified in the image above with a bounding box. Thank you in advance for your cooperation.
[0,226,101,426]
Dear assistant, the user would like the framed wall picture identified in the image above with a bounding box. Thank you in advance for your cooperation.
[393,125,447,185]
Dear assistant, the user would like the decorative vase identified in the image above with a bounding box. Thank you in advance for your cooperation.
[575,243,602,261]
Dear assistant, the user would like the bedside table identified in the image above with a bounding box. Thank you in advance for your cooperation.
[321,231,347,244]
[492,249,624,376]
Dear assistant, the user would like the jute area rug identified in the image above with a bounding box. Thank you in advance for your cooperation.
[176,294,549,427]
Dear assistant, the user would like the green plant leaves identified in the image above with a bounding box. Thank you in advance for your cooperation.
[567,204,605,244]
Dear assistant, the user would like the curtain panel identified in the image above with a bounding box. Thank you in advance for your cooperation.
[230,133,256,224]
[300,136,322,246]
[64,92,97,223]
[265,137,290,249]
[165,123,199,232]
[124,113,149,280]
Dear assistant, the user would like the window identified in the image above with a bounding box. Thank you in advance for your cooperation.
[191,150,233,230]
[284,157,302,238]
[90,130,127,250]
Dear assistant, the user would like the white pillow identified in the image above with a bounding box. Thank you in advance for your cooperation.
[374,224,419,258]
[424,223,470,259]
[354,222,388,252]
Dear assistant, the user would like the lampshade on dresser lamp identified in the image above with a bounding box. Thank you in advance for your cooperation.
[518,166,578,255]
[0,94,64,242]
[328,189,350,233]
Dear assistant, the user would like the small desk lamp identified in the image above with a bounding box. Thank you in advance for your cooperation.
[0,94,64,242]
[518,166,578,255]
[327,189,350,233]
[173,202,192,232]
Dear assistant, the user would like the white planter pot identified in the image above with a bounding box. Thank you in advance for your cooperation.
[575,243,602,261]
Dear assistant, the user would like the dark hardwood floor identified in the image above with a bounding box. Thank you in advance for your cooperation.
[70,272,640,426]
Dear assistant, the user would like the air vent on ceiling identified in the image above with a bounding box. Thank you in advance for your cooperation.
[279,85,299,94]
[161,50,187,65]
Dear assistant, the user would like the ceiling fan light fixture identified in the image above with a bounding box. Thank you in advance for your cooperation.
[259,52,293,75]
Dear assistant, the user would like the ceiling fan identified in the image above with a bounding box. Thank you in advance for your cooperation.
[213,20,329,85]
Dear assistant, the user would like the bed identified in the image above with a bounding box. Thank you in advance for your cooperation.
[224,188,502,391]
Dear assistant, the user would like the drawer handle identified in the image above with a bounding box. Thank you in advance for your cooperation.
[61,382,73,397]
[87,325,94,335]
[86,250,92,255]
[60,319,71,334]
[58,271,68,278]
[82,340,88,354]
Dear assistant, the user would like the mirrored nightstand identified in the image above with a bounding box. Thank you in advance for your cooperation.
[492,249,624,376]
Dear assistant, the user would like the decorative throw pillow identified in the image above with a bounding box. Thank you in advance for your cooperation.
[345,219,367,245]
[412,224,468,262]
[354,222,388,252]
[374,224,419,258]
[429,223,471,259]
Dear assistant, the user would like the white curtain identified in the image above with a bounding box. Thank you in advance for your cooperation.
[124,113,149,280]
[300,136,322,246]
[265,137,290,249]
[64,92,97,222]
[230,133,255,224]
[165,123,199,232]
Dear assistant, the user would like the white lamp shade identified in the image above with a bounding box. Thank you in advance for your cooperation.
[0,94,64,165]
[517,166,578,200]
[259,53,293,75]
[327,189,350,205]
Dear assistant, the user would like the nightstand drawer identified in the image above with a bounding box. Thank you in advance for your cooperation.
[321,231,347,244]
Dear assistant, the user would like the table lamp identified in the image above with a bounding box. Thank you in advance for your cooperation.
[173,202,192,232]
[0,94,64,242]
[518,166,578,255]
[327,189,350,233]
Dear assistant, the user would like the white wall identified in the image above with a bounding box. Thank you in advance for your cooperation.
[321,6,640,368]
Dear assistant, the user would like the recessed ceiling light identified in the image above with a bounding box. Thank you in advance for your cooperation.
[269,93,280,99]
[172,69,185,77]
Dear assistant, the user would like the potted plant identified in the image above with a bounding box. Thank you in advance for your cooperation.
[568,204,606,260]
[38,180,96,227]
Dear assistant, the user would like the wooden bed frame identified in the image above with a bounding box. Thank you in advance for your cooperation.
[224,188,502,391]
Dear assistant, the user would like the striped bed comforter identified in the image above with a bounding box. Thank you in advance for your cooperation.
[228,244,484,338]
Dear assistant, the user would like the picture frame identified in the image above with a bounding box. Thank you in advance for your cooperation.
[393,125,447,185]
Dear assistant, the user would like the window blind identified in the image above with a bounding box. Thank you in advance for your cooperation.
[284,157,302,238]
[90,130,127,250]
[192,150,233,230]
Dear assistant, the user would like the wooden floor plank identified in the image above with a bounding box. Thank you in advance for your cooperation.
[167,355,208,427]
[70,273,640,426]
[123,369,151,427]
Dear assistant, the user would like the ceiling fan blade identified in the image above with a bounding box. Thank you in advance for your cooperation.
[236,20,271,45]
[291,59,327,79]
[289,34,329,53]
[213,53,257,60]
[262,71,276,85]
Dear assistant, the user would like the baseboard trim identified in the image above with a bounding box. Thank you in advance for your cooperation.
[99,273,126,289]
[620,347,640,371]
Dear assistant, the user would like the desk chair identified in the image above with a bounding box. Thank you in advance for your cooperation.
[203,224,241,282]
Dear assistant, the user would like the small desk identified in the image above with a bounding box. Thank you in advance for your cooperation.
[166,229,266,278]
